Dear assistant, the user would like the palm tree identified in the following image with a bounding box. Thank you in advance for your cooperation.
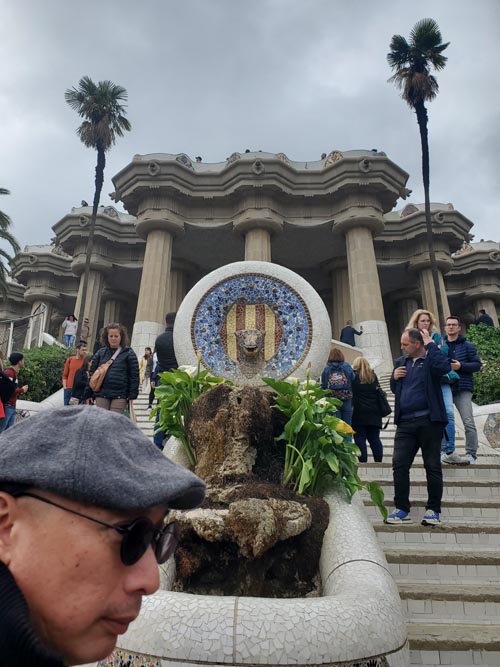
[65,77,131,341]
[388,18,450,330]
[0,188,20,295]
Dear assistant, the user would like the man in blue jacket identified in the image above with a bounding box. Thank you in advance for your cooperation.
[443,315,482,464]
[387,328,451,526]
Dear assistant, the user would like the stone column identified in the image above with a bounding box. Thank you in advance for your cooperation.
[74,269,105,347]
[418,267,450,322]
[103,299,122,326]
[334,203,393,372]
[398,298,419,331]
[132,216,184,353]
[23,300,54,348]
[168,260,194,312]
[330,265,352,341]
[233,209,283,262]
[472,297,499,327]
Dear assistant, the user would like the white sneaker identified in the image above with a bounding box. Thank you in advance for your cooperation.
[442,451,469,465]
[465,453,477,464]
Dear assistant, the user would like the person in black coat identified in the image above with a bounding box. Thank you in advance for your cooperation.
[351,357,383,463]
[69,355,93,405]
[89,323,139,414]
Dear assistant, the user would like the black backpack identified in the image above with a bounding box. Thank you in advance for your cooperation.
[0,371,16,404]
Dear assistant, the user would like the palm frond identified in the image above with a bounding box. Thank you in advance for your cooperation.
[66,76,131,152]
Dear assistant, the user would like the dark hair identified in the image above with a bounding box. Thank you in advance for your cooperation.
[406,328,424,345]
[100,322,129,347]
[82,355,93,372]
[67,314,76,321]
[479,309,486,315]
[76,342,87,350]
[9,352,24,366]
[165,312,176,326]
[446,315,461,325]
[328,348,345,363]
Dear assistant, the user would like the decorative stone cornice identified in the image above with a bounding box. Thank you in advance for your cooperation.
[11,248,73,284]
[53,209,138,255]
[112,152,408,218]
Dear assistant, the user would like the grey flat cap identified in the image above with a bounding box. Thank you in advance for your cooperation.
[0,406,205,511]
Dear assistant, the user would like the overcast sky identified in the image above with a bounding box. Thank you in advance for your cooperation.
[1,0,499,252]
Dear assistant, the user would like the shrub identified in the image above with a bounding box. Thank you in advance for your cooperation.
[467,324,500,405]
[17,346,73,403]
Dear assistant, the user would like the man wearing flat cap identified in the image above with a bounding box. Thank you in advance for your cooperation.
[0,406,205,666]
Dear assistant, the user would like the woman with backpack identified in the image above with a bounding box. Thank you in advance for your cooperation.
[321,348,355,425]
[351,356,384,463]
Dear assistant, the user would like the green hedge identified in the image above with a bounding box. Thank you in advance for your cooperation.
[467,324,500,406]
[17,346,73,403]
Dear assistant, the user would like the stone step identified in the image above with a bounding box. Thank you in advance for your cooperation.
[407,622,500,652]
[374,522,500,547]
[360,462,500,482]
[360,480,499,500]
[387,545,500,583]
[410,648,500,666]
[363,499,500,522]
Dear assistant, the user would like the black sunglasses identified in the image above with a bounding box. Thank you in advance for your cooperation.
[16,492,177,566]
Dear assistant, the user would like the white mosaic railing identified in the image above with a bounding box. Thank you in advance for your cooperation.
[103,439,409,667]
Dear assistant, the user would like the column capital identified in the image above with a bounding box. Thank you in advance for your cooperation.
[135,213,185,241]
[408,251,453,274]
[232,208,283,237]
[463,287,500,303]
[23,286,61,305]
[333,206,384,237]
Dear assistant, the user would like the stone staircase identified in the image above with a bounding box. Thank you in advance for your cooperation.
[359,375,500,667]
[133,390,155,440]
[133,382,500,666]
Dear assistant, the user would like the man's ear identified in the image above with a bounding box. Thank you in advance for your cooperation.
[0,492,17,565]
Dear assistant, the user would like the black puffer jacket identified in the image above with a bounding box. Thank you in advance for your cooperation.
[352,374,382,428]
[89,346,139,400]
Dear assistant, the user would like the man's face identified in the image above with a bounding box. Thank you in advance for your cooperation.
[2,492,165,665]
[400,332,422,358]
[445,318,461,340]
[76,346,87,359]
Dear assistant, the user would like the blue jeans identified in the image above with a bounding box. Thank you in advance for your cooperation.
[335,398,353,426]
[63,388,73,406]
[64,334,75,347]
[0,405,17,432]
[453,390,478,457]
[441,384,455,453]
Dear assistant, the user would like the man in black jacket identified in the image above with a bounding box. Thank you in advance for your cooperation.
[386,328,451,526]
[0,406,205,666]
[151,312,178,449]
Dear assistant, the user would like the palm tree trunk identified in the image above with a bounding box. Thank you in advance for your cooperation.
[415,101,445,331]
[75,147,106,343]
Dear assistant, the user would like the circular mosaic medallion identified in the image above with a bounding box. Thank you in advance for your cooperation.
[175,261,332,385]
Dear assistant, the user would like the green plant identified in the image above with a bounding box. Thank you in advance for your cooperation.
[467,324,500,405]
[263,373,387,519]
[17,346,73,403]
[153,358,230,466]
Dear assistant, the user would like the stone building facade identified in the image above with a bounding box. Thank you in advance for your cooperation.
[2,149,499,365]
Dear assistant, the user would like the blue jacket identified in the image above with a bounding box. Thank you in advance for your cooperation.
[443,334,481,394]
[390,342,450,425]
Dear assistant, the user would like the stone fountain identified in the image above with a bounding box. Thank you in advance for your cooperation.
[97,261,409,667]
